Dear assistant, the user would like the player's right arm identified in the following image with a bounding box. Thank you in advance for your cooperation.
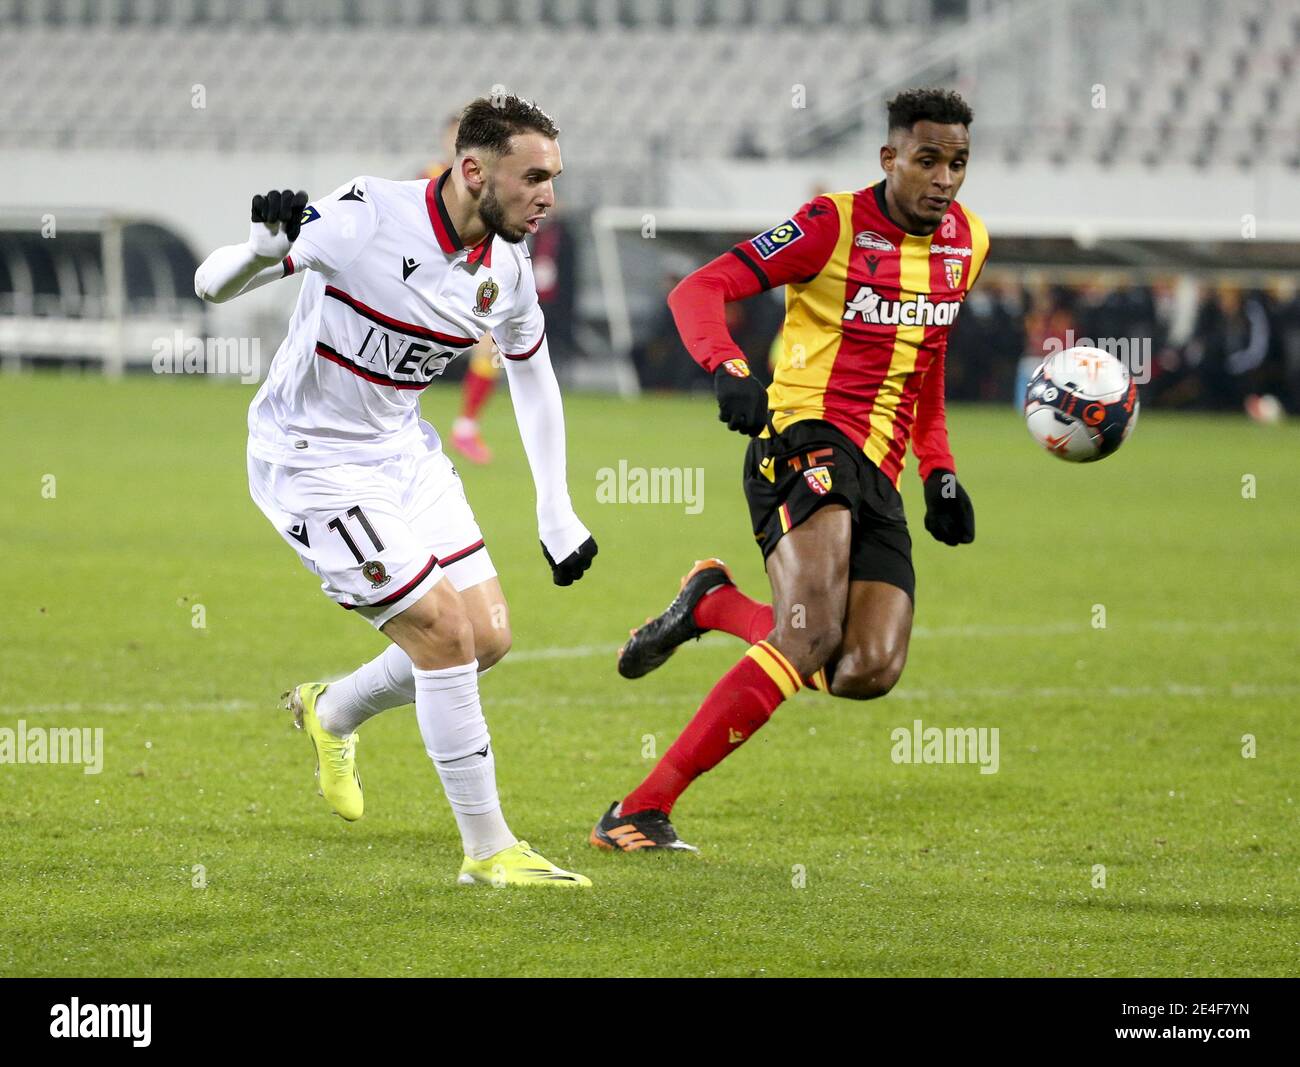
[666,195,840,435]
[194,189,309,303]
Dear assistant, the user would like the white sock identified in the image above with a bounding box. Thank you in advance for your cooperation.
[453,416,478,437]
[316,644,416,736]
[413,661,516,861]
[317,645,498,736]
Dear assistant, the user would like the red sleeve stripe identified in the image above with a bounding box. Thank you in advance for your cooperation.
[324,286,475,348]
[283,255,294,276]
[500,331,546,361]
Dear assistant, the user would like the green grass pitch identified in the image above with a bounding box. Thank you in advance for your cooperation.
[1,373,1296,977]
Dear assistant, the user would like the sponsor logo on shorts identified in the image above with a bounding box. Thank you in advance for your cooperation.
[855,230,896,252]
[750,219,804,260]
[804,465,832,496]
[361,560,391,589]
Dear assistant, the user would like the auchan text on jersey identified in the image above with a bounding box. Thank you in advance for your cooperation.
[842,286,963,327]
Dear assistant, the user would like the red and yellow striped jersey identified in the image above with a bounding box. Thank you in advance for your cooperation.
[722,182,989,485]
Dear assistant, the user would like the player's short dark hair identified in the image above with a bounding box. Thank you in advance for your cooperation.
[886,88,973,133]
[455,95,560,155]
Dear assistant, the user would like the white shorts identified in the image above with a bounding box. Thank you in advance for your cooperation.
[248,424,496,629]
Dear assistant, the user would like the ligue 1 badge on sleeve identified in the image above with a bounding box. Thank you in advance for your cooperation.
[750,218,804,260]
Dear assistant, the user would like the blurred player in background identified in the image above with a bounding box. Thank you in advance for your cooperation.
[195,96,598,887]
[422,113,502,464]
[592,89,989,853]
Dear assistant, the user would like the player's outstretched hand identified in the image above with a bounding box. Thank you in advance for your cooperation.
[923,470,975,546]
[248,189,309,260]
[713,359,769,436]
[542,536,598,586]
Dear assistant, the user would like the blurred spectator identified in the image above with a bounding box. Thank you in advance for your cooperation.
[946,278,1024,401]
[532,205,579,362]
[1012,283,1077,406]
[633,262,782,391]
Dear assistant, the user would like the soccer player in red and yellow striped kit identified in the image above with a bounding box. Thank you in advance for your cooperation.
[591,89,990,853]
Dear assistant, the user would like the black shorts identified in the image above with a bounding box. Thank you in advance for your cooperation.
[742,419,915,600]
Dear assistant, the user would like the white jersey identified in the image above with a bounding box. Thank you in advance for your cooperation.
[248,174,546,467]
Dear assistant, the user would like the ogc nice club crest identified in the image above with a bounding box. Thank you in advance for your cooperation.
[361,560,391,588]
[473,278,499,317]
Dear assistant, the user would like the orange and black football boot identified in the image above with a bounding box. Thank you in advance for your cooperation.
[589,802,699,852]
[616,558,734,680]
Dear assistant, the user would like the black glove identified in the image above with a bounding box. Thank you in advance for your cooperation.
[923,469,975,546]
[542,536,598,586]
[713,359,769,436]
[250,188,310,243]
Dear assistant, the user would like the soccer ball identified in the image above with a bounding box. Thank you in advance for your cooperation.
[1024,346,1139,462]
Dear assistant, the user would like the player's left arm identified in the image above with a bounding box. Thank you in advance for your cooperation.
[914,339,974,546]
[916,211,989,547]
[497,257,597,587]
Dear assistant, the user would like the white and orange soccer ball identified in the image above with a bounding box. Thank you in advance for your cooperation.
[1024,346,1139,462]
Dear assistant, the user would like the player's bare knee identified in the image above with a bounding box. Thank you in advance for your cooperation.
[407,612,474,669]
[476,626,512,670]
[770,618,842,680]
[389,589,476,670]
[830,645,907,701]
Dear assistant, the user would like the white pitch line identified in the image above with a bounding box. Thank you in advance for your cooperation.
[508,617,1299,662]
[2,619,1294,715]
[3,681,1297,717]
[0,699,261,715]
[496,682,1300,705]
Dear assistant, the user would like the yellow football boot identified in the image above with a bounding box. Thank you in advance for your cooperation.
[285,682,363,821]
[457,840,592,888]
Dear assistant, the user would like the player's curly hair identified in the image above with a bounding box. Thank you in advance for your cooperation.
[455,94,560,155]
[886,88,974,132]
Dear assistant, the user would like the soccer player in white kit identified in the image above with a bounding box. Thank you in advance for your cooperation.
[194,97,596,887]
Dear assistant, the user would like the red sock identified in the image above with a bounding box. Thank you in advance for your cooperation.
[622,641,802,816]
[693,584,774,644]
[693,585,827,689]
[459,366,495,421]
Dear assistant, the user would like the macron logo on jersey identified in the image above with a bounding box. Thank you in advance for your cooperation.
[843,285,963,327]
